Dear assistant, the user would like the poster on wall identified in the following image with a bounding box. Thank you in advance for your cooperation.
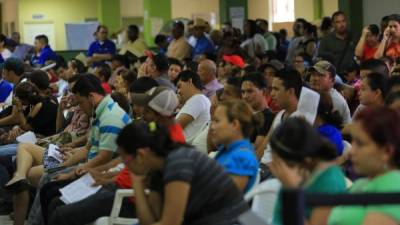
[23,23,56,49]
[229,7,245,31]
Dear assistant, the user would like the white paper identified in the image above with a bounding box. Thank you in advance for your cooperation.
[292,87,320,125]
[47,144,64,163]
[59,173,102,204]
[16,131,37,144]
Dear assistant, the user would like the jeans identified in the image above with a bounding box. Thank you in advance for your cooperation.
[0,143,18,157]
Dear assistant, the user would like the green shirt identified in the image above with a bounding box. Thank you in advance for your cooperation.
[273,165,346,225]
[328,170,400,225]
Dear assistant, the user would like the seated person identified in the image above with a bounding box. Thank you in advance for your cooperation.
[109,55,128,88]
[34,35,58,67]
[45,85,180,225]
[175,70,211,144]
[329,107,400,225]
[167,57,183,83]
[0,81,58,151]
[117,121,249,225]
[210,100,259,192]
[94,64,112,94]
[2,75,90,225]
[270,118,346,225]
[38,74,130,222]
[315,91,344,156]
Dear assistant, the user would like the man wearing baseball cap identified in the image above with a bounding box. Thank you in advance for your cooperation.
[309,60,351,125]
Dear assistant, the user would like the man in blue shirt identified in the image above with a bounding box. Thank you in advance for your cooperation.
[87,25,116,67]
[190,18,214,59]
[35,35,58,67]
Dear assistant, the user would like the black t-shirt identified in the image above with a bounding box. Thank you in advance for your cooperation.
[251,108,275,142]
[27,97,58,136]
[164,147,249,225]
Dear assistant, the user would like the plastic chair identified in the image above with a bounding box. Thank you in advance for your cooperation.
[92,189,138,225]
[244,178,281,225]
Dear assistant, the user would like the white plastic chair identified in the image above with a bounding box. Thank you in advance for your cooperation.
[92,189,138,225]
[244,178,281,225]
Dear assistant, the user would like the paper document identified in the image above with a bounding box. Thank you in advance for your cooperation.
[16,131,37,144]
[59,173,102,204]
[47,144,64,163]
[292,87,320,124]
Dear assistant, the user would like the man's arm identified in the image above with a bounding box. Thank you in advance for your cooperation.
[176,113,194,129]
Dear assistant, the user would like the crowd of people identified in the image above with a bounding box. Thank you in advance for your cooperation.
[0,9,399,225]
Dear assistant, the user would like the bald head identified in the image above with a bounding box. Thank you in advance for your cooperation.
[197,59,217,84]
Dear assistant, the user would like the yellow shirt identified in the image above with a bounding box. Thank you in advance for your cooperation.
[119,39,147,57]
[167,37,192,60]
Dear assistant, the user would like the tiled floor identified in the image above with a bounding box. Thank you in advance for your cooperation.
[0,215,13,225]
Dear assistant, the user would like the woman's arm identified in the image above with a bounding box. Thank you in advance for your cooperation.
[375,27,391,59]
[157,181,190,225]
[133,174,159,225]
[362,212,397,225]
[355,27,369,59]
[307,207,333,225]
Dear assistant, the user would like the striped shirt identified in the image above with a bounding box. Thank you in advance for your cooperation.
[88,95,131,160]
[164,147,249,225]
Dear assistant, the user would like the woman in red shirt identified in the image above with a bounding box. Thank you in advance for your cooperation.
[375,14,400,61]
[355,24,380,62]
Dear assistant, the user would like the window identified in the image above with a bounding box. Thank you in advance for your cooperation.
[270,0,295,23]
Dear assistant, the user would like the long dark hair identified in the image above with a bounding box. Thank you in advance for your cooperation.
[317,92,343,129]
[270,117,337,165]
[116,121,185,157]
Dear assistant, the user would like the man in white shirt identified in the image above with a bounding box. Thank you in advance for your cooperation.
[309,60,352,125]
[259,69,303,165]
[176,70,211,144]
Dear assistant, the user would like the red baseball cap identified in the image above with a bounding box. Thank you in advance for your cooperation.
[223,54,245,69]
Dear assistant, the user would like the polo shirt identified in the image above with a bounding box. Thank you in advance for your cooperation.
[192,35,214,58]
[0,79,13,103]
[215,139,259,193]
[38,45,58,66]
[87,39,116,67]
[203,78,223,98]
[88,95,131,160]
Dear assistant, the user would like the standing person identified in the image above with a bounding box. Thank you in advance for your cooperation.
[355,24,380,62]
[167,21,192,61]
[119,24,147,57]
[241,20,267,58]
[175,70,211,144]
[286,18,308,65]
[256,19,277,51]
[375,14,400,61]
[10,32,33,61]
[318,11,358,76]
[87,25,116,67]
[117,121,249,225]
[190,18,214,59]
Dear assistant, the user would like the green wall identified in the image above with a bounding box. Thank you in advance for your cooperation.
[339,0,363,32]
[143,0,171,47]
[97,0,122,34]
[220,0,248,24]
